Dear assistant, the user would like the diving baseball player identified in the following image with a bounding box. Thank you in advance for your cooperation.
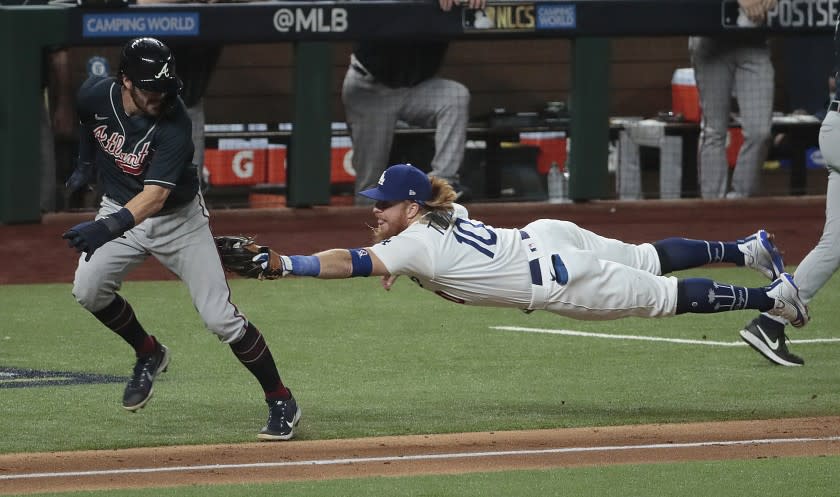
[221,164,808,327]
[61,37,300,440]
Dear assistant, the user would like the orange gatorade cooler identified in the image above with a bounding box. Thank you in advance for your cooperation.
[671,68,701,122]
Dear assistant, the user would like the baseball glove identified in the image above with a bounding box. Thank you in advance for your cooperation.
[214,235,288,280]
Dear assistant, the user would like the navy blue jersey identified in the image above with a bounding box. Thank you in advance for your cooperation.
[76,76,198,210]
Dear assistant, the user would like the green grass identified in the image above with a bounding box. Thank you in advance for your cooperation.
[12,456,840,497]
[1,267,839,454]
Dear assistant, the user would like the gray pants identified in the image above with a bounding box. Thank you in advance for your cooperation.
[793,109,840,303]
[186,99,206,167]
[761,108,840,325]
[40,91,56,213]
[71,194,247,343]
[342,55,469,204]
[690,36,774,198]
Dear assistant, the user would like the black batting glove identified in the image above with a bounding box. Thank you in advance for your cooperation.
[62,208,135,261]
[65,161,96,194]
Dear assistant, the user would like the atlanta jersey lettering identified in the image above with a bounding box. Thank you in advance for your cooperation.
[76,76,198,210]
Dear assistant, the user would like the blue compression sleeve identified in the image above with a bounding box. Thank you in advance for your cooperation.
[653,238,743,273]
[289,255,320,276]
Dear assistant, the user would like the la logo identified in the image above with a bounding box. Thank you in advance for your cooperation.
[154,63,171,79]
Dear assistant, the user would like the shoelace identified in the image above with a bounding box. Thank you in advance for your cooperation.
[266,400,291,428]
[128,355,158,389]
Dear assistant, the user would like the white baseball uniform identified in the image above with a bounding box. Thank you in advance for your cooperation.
[369,204,677,320]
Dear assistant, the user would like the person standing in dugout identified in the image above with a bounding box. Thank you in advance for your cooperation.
[61,37,300,440]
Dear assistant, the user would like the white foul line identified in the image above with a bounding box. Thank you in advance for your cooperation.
[2,436,839,481]
[491,326,840,347]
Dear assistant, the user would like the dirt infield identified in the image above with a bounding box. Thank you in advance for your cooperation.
[1,196,833,494]
[2,417,839,494]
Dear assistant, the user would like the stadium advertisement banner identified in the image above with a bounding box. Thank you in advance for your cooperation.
[82,12,200,38]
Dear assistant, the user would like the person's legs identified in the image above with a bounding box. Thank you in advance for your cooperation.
[40,91,57,213]
[676,273,806,326]
[342,66,401,205]
[400,77,470,184]
[186,99,206,167]
[70,197,165,410]
[653,229,783,279]
[731,45,774,197]
[795,124,840,302]
[526,218,662,274]
[739,115,840,365]
[526,219,782,279]
[691,37,735,199]
[151,198,299,439]
[542,247,804,323]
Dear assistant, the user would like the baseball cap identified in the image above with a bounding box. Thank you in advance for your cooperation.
[358,163,432,204]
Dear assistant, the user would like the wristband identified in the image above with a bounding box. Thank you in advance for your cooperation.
[99,207,135,236]
[349,248,373,277]
[289,255,321,276]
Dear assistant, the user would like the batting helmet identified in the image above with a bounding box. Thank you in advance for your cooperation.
[118,37,182,94]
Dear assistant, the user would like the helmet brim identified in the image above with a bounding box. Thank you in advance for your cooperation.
[133,76,183,95]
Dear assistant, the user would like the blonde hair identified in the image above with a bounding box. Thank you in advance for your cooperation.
[422,176,457,213]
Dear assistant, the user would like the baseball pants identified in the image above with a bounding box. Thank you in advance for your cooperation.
[691,37,774,198]
[523,219,678,320]
[792,108,840,303]
[70,194,247,343]
[342,55,469,203]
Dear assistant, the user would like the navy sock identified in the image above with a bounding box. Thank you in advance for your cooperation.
[91,294,152,356]
[230,322,290,400]
[654,238,745,274]
[675,278,774,314]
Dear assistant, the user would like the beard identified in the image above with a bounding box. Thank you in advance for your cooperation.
[129,87,163,117]
[371,225,388,244]
[370,218,407,244]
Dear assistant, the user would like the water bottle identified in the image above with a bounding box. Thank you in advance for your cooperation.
[547,162,569,203]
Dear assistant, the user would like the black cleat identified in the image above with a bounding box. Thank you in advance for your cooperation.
[258,393,301,441]
[122,342,170,411]
[739,315,804,367]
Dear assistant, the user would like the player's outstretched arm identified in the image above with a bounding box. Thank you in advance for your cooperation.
[306,248,389,279]
[215,236,389,280]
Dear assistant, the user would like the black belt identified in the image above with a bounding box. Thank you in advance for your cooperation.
[830,100,839,112]
[520,230,542,286]
[351,63,369,77]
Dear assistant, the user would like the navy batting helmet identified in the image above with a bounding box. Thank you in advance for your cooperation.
[119,37,182,94]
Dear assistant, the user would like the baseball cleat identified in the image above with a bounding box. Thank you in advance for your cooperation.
[258,393,301,441]
[739,315,804,366]
[765,273,809,328]
[739,229,785,280]
[122,341,170,412]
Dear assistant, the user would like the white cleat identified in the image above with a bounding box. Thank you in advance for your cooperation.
[766,273,809,328]
[739,229,785,280]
